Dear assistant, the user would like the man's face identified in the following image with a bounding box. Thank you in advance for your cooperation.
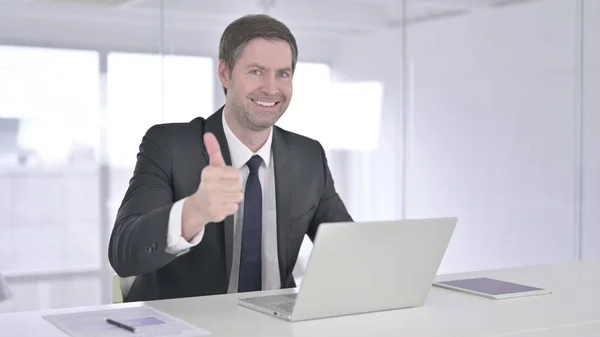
[219,38,293,131]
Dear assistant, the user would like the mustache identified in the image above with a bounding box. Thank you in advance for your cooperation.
[248,93,284,101]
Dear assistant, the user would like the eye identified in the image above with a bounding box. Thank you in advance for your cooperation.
[250,69,261,75]
[278,71,290,78]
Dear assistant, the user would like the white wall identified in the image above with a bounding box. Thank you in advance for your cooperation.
[582,0,600,260]
[407,0,582,273]
[331,0,600,274]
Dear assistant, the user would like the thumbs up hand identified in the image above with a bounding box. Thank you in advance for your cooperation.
[181,132,243,241]
[205,132,227,168]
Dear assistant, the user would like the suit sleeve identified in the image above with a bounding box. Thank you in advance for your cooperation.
[109,125,182,277]
[307,143,353,241]
[165,197,205,256]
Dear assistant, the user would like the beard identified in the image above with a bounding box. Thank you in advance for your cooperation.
[230,91,289,132]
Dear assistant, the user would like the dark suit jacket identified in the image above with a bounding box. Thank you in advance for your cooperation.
[108,107,352,302]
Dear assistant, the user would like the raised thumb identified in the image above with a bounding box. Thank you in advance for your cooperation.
[204,132,225,167]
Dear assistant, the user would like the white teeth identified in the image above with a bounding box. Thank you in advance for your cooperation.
[253,100,276,107]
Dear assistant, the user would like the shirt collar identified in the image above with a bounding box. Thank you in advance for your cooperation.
[222,110,273,169]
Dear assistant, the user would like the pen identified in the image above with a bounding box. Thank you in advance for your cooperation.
[106,318,137,333]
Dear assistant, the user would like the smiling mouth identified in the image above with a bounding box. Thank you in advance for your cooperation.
[251,99,280,108]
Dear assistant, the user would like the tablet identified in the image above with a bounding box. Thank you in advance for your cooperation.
[433,277,551,299]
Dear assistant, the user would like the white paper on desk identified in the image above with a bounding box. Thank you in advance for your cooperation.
[43,305,211,337]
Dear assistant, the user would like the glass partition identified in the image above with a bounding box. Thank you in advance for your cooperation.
[0,0,596,312]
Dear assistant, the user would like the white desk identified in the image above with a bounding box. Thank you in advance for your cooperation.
[492,321,600,337]
[1,259,599,337]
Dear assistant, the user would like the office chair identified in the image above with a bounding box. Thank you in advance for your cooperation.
[0,271,11,302]
[112,275,136,304]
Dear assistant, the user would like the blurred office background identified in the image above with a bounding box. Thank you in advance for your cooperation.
[0,0,598,312]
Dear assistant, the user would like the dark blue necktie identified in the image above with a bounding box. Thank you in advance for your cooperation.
[238,155,263,292]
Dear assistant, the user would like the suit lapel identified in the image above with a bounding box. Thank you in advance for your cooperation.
[272,128,294,285]
[202,106,235,286]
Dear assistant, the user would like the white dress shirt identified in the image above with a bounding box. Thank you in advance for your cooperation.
[165,112,281,292]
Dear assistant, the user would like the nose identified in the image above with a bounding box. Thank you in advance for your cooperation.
[260,74,278,96]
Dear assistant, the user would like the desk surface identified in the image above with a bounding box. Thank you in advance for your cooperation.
[1,259,599,337]
[493,321,600,337]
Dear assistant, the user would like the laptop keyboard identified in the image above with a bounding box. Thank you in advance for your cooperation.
[269,294,297,312]
[271,301,295,312]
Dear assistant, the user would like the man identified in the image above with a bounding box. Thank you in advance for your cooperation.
[108,14,352,302]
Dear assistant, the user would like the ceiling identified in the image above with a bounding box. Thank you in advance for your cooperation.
[1,0,540,35]
[0,0,541,60]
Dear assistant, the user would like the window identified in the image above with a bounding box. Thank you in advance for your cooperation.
[0,45,100,165]
[0,46,216,313]
[106,52,214,168]
[0,45,101,277]
[277,62,332,142]
[328,81,384,151]
[276,62,384,151]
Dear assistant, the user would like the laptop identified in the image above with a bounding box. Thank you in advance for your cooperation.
[237,217,457,321]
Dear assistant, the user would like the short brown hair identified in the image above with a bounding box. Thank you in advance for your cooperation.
[218,14,298,95]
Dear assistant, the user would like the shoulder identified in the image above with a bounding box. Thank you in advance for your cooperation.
[142,116,207,145]
[274,125,324,155]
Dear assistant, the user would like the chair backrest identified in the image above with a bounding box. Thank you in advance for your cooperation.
[112,274,123,303]
[112,275,136,304]
[0,271,11,302]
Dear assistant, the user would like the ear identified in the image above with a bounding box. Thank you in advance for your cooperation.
[218,60,230,90]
